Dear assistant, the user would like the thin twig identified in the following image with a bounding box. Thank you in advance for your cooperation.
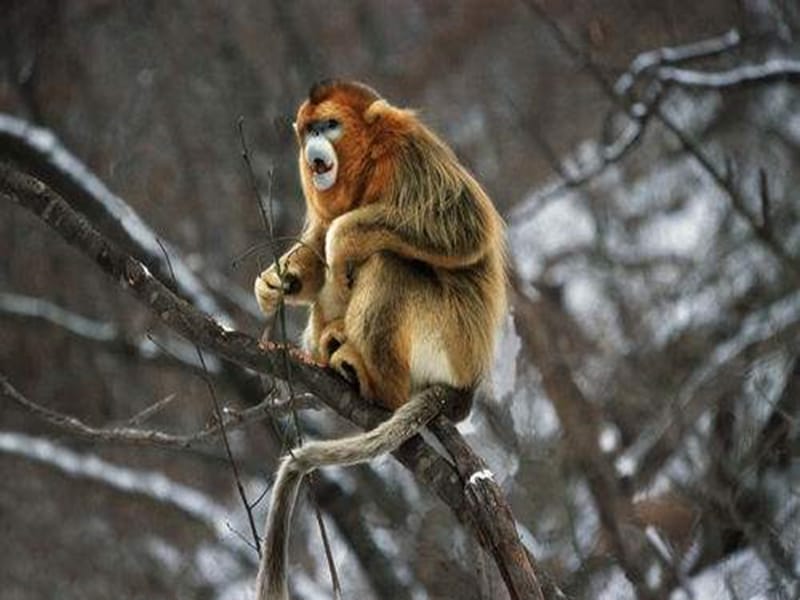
[230,236,327,271]
[157,238,262,558]
[126,392,179,426]
[312,493,343,600]
[0,163,548,599]
[0,372,271,448]
[758,167,772,236]
[521,0,800,282]
[237,118,341,595]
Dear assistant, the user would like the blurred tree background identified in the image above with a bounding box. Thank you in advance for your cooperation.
[1,1,799,599]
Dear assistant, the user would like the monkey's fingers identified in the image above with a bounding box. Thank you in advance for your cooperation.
[277,271,301,294]
[254,275,282,316]
[260,268,302,293]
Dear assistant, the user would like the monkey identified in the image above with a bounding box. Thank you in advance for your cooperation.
[253,80,506,600]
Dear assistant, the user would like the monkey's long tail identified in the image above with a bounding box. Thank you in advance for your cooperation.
[254,385,451,600]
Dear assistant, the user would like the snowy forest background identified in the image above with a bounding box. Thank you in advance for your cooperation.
[2,1,800,599]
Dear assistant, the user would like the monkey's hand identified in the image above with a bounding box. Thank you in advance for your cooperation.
[254,227,327,317]
[254,263,301,317]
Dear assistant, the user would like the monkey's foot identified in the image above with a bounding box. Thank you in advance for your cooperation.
[319,320,347,364]
[329,344,376,400]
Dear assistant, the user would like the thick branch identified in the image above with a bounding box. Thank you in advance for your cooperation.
[0,162,547,600]
[0,113,245,319]
[510,277,662,598]
[430,416,562,599]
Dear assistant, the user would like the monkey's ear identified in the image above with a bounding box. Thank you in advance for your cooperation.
[364,99,392,124]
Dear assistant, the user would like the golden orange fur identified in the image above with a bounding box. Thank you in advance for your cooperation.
[256,79,506,409]
[253,80,506,600]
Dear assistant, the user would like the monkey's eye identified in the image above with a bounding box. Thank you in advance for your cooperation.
[323,118,343,142]
[306,119,342,138]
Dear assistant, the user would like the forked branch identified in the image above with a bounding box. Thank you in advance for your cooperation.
[0,161,550,600]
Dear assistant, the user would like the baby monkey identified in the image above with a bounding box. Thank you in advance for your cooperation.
[254,80,506,599]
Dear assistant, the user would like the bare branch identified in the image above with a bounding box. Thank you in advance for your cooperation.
[238,117,343,594]
[656,59,800,89]
[614,29,741,96]
[126,392,180,426]
[758,168,773,237]
[0,113,239,320]
[0,162,549,600]
[155,236,263,557]
[0,372,298,449]
[510,277,661,598]
[430,416,562,600]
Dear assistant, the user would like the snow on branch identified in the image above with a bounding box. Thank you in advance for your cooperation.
[0,161,552,600]
[0,290,118,342]
[657,58,800,89]
[0,429,254,564]
[614,28,741,95]
[0,113,240,323]
[0,291,211,371]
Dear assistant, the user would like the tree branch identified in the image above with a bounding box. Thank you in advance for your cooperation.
[510,277,663,598]
[520,2,800,284]
[655,59,800,89]
[0,291,211,373]
[0,113,249,320]
[0,372,292,448]
[0,161,549,600]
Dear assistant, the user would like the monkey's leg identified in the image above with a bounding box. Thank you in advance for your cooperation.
[337,253,413,410]
[328,342,378,400]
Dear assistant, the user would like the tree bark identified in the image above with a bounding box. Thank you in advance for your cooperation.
[1,161,548,600]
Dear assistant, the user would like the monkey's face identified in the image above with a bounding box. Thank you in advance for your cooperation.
[297,117,342,192]
[294,81,383,218]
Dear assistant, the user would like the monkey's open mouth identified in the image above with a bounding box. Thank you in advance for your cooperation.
[311,157,333,175]
[305,136,338,191]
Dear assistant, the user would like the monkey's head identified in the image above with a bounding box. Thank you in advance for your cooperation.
[294,79,407,220]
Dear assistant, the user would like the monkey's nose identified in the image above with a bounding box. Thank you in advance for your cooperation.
[312,157,331,174]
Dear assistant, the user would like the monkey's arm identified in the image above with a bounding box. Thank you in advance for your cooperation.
[326,185,497,293]
[255,220,326,316]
